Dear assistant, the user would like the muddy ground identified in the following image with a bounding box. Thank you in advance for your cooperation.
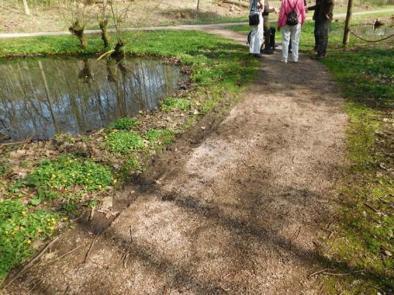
[3,29,347,294]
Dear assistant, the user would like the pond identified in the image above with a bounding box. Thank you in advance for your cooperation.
[0,57,186,143]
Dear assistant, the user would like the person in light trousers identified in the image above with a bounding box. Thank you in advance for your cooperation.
[278,0,306,63]
[249,0,265,58]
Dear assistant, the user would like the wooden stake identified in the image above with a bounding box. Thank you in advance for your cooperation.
[343,0,353,46]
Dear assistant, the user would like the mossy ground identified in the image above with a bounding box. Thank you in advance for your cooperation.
[0,30,260,281]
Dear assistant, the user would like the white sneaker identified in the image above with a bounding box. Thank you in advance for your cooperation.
[281,59,288,64]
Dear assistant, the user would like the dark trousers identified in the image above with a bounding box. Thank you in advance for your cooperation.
[314,20,330,57]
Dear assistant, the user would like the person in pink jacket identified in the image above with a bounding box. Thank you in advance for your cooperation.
[278,0,306,63]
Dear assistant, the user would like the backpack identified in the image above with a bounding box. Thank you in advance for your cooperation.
[286,0,299,26]
[249,12,260,26]
[249,0,260,26]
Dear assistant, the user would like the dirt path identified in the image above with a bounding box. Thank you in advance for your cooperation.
[4,30,347,294]
[0,8,393,39]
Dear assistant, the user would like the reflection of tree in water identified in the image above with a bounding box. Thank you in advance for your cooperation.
[106,60,117,83]
[78,59,93,84]
[0,57,182,141]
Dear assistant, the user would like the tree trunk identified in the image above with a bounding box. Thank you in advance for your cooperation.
[22,0,31,15]
[196,0,200,17]
[99,19,110,48]
[69,20,87,49]
[343,0,353,46]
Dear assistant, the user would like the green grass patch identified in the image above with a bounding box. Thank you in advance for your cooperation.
[109,117,140,131]
[25,155,113,199]
[161,97,192,112]
[0,200,58,280]
[105,130,145,154]
[145,128,175,147]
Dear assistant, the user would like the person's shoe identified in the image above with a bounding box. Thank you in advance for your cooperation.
[291,59,298,63]
[262,48,274,55]
[253,53,263,58]
[315,54,325,60]
[281,59,288,64]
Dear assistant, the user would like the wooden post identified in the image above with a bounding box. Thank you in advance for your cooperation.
[22,0,31,15]
[343,0,353,46]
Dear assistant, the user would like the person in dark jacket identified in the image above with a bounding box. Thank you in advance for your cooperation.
[262,1,277,54]
[308,0,334,58]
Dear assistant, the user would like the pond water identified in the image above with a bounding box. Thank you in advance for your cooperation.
[0,57,185,142]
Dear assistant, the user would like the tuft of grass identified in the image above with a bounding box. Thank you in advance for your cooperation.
[161,97,191,112]
[119,156,142,179]
[109,117,140,131]
[0,200,58,279]
[25,155,113,200]
[145,128,175,147]
[105,130,145,154]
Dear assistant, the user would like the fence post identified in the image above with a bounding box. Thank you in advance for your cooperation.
[343,0,353,46]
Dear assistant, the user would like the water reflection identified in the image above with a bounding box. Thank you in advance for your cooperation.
[0,57,183,142]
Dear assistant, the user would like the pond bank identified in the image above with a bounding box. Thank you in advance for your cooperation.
[0,30,260,282]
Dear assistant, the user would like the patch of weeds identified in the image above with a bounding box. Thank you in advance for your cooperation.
[117,156,143,180]
[59,198,79,217]
[105,131,145,154]
[25,155,113,198]
[0,199,58,279]
[161,97,191,112]
[54,133,76,144]
[145,129,175,147]
[109,117,140,130]
[0,161,9,177]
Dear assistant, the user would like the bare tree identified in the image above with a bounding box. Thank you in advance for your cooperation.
[67,0,89,49]
[98,0,110,48]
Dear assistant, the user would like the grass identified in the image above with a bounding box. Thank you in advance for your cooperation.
[161,97,192,112]
[321,46,394,293]
[109,117,140,131]
[0,29,260,281]
[145,128,175,147]
[105,131,146,154]
[25,155,113,196]
[0,199,58,279]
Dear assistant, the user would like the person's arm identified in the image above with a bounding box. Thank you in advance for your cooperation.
[325,0,334,19]
[258,0,264,10]
[308,5,316,10]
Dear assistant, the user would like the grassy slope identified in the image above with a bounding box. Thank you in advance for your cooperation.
[0,30,260,281]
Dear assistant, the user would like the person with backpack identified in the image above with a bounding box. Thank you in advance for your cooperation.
[249,0,265,58]
[278,0,306,63]
[308,0,334,59]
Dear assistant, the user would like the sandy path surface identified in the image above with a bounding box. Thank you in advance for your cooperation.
[4,30,347,294]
